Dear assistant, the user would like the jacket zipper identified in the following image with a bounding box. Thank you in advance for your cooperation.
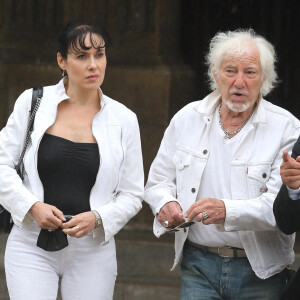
[112,128,124,197]
[89,101,106,208]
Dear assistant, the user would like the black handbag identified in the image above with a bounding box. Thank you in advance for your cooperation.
[0,86,43,233]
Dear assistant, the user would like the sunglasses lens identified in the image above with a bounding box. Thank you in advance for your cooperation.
[178,221,195,228]
[165,221,195,234]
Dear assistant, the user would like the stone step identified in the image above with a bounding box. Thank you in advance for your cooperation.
[114,281,181,300]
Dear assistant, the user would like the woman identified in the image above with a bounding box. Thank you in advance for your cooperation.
[0,22,144,300]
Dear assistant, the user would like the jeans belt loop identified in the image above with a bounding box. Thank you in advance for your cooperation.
[234,248,237,259]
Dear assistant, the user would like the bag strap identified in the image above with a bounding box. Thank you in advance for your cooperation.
[16,86,43,180]
[30,86,43,131]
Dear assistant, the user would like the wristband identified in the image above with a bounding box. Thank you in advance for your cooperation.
[91,210,102,228]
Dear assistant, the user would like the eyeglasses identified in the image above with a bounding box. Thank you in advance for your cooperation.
[167,220,195,232]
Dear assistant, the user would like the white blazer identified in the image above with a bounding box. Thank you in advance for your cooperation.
[145,91,300,279]
[0,79,144,243]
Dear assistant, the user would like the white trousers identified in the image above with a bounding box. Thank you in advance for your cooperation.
[5,223,117,300]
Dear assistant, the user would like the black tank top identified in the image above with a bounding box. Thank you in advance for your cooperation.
[37,133,100,215]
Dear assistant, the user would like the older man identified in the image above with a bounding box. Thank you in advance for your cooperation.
[145,29,300,299]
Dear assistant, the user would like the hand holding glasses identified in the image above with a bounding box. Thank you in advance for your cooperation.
[165,218,195,233]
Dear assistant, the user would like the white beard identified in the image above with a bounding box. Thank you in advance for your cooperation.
[224,99,252,113]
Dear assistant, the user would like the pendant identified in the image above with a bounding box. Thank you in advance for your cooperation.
[223,134,229,143]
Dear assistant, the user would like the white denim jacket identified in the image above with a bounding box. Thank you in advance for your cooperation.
[0,79,144,243]
[145,90,300,279]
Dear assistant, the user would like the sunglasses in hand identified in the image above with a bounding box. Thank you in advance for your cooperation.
[167,220,195,232]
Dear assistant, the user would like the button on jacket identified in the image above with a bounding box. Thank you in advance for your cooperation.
[0,79,144,243]
[145,90,300,279]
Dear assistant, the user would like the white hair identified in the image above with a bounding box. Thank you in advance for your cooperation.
[206,29,278,96]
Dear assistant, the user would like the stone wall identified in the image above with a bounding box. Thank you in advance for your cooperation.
[0,1,197,298]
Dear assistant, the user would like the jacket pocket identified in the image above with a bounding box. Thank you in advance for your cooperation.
[247,163,271,198]
[172,150,192,194]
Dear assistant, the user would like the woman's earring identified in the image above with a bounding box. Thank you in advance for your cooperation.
[62,70,67,77]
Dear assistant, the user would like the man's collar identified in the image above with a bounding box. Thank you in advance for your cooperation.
[193,90,222,115]
[251,96,267,124]
[193,90,267,124]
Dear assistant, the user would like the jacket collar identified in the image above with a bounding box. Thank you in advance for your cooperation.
[55,78,70,103]
[193,90,267,124]
[193,90,221,116]
[55,77,108,108]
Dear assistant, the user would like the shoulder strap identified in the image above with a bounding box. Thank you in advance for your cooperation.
[30,86,43,131]
[16,86,43,180]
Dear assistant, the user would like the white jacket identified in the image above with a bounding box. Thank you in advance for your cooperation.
[145,91,300,279]
[0,79,144,243]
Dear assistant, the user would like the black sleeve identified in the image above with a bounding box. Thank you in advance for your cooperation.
[273,184,300,234]
[273,136,300,235]
[291,135,300,160]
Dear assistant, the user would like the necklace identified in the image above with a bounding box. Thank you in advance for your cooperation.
[218,104,255,142]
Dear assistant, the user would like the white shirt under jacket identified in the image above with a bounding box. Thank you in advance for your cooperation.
[0,79,144,244]
[145,90,300,279]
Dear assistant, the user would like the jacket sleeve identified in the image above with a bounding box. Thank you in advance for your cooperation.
[273,136,300,234]
[97,114,144,241]
[0,89,40,224]
[144,119,181,237]
[223,124,300,232]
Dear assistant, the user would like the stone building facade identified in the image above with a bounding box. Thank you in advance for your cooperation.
[0,1,299,299]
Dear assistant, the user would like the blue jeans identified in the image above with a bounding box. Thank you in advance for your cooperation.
[181,242,286,300]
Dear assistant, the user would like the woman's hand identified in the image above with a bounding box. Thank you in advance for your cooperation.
[29,201,65,230]
[61,211,97,238]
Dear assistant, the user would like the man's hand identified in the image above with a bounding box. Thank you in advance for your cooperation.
[29,201,65,230]
[157,201,185,228]
[280,150,300,190]
[185,198,226,225]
